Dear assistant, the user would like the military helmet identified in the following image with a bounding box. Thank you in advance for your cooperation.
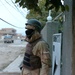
[25,19,42,32]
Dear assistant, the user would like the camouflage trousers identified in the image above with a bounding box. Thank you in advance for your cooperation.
[21,63,50,75]
[21,68,40,75]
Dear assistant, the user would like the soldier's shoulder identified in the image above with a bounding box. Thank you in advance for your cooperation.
[36,40,47,47]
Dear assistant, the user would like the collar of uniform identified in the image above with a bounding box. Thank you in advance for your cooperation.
[29,37,42,44]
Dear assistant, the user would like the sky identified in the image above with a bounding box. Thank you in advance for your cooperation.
[0,0,64,36]
[0,0,28,36]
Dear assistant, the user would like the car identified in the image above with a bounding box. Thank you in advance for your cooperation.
[21,38,25,41]
[21,36,25,41]
[4,35,14,43]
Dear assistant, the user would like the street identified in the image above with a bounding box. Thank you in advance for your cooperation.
[0,39,27,71]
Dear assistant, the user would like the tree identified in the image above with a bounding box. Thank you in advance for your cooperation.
[15,0,66,28]
[15,0,68,12]
[26,0,48,27]
[15,0,75,75]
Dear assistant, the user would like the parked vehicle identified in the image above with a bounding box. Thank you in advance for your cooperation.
[21,37,25,41]
[4,35,14,43]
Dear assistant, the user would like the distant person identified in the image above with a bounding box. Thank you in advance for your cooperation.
[21,19,52,75]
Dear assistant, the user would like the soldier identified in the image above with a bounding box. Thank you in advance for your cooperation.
[21,19,52,75]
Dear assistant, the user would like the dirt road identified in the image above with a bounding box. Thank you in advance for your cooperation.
[0,40,27,71]
[0,72,20,75]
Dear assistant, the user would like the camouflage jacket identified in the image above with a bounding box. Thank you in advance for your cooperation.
[22,37,52,75]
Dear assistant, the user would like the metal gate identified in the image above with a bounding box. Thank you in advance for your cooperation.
[52,33,62,75]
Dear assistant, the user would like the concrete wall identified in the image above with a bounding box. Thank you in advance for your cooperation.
[41,21,60,75]
[41,21,59,54]
[41,1,73,74]
[61,0,72,75]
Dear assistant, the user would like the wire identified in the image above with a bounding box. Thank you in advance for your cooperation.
[5,0,16,10]
[0,18,24,29]
[52,12,63,21]
[5,0,26,18]
[11,0,25,18]
[0,0,25,23]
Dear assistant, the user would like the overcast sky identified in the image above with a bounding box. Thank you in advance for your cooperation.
[0,0,28,36]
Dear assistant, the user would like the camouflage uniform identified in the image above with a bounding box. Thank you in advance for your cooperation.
[21,19,52,75]
[22,37,51,75]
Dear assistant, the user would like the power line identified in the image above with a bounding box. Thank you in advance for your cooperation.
[5,0,16,10]
[5,0,26,17]
[0,0,26,29]
[5,0,26,19]
[5,0,27,23]
[0,18,24,29]
[0,0,25,23]
[11,0,25,18]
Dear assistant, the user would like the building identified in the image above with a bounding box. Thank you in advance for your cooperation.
[0,28,16,39]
